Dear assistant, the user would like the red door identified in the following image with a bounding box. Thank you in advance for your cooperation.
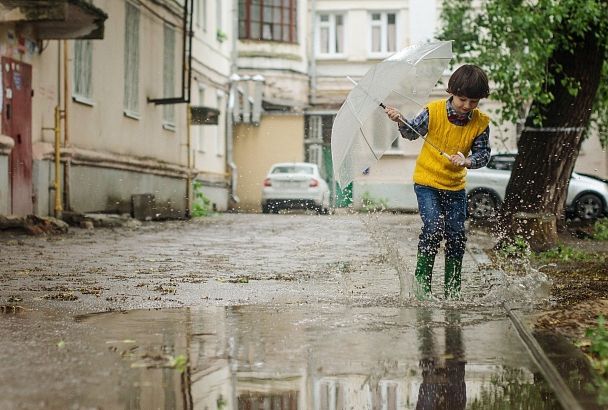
[2,57,33,215]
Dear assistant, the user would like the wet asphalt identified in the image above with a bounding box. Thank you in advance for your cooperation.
[0,212,593,409]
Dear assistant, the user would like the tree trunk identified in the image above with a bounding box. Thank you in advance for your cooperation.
[498,25,605,247]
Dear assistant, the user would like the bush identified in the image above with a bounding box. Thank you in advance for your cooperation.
[360,191,388,213]
[535,245,594,262]
[593,218,608,241]
[584,316,608,405]
[192,181,213,217]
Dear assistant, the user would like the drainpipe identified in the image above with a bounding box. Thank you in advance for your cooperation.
[185,103,192,217]
[226,74,239,206]
[226,0,239,206]
[63,40,71,212]
[54,41,63,218]
[53,108,63,218]
[309,0,317,105]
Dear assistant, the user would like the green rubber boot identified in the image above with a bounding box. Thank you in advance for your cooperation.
[414,253,435,300]
[445,257,463,299]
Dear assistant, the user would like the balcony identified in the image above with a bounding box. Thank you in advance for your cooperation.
[0,0,107,39]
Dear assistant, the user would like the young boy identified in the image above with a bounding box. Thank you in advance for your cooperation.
[385,64,491,300]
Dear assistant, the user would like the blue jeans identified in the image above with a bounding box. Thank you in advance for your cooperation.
[414,184,467,259]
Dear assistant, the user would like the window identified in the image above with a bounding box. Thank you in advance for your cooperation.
[215,93,223,155]
[163,24,176,126]
[216,0,222,32]
[194,0,207,30]
[124,2,140,116]
[197,86,205,151]
[73,40,93,101]
[317,13,344,56]
[370,12,397,55]
[239,0,297,43]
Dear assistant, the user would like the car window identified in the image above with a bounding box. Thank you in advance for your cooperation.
[271,165,314,175]
[487,156,516,171]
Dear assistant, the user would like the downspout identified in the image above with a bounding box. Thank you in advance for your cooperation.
[185,103,192,217]
[63,40,71,212]
[148,0,193,105]
[226,0,239,206]
[309,0,317,105]
[54,41,63,218]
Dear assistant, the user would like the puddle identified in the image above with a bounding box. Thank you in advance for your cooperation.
[32,305,564,409]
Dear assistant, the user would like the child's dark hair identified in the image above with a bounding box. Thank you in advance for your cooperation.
[446,64,490,99]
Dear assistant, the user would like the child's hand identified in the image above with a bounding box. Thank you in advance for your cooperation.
[385,106,403,123]
[449,152,470,168]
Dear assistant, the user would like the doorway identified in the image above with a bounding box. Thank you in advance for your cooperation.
[2,57,33,215]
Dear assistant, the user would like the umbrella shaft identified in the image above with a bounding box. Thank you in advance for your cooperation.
[398,116,450,159]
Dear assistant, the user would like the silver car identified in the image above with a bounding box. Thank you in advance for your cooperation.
[261,162,330,214]
[466,153,608,220]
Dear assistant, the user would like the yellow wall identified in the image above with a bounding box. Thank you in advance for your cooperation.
[233,115,304,211]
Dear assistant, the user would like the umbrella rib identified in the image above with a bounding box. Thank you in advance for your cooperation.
[413,43,447,65]
[346,99,380,161]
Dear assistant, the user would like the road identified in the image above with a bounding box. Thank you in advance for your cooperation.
[0,212,594,409]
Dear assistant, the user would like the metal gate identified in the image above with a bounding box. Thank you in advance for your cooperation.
[2,57,33,215]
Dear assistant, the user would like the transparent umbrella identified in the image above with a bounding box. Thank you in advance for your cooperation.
[331,41,453,188]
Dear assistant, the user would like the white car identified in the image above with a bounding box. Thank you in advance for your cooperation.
[466,153,608,220]
[261,162,330,214]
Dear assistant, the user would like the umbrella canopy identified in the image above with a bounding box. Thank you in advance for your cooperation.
[331,41,453,188]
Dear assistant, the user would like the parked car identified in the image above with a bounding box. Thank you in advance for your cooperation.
[261,162,330,214]
[466,153,608,220]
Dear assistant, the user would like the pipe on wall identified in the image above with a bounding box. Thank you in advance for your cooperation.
[53,41,63,218]
[63,39,71,212]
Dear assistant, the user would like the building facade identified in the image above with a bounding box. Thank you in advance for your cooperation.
[2,0,605,218]
[0,0,236,219]
[231,0,310,211]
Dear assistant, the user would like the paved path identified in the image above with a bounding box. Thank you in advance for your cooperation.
[1,213,588,409]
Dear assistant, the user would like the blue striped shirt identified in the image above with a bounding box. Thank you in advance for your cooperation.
[398,98,491,169]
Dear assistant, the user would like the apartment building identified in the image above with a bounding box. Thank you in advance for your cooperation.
[0,0,108,216]
[230,0,309,211]
[0,0,228,219]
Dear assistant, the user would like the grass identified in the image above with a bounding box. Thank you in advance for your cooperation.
[580,316,608,405]
[592,218,608,241]
[534,245,597,263]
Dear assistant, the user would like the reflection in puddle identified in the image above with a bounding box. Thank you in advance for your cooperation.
[77,306,561,409]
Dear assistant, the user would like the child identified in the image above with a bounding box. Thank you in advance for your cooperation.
[385,64,491,300]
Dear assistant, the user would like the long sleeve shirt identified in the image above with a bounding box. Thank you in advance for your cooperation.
[398,97,491,169]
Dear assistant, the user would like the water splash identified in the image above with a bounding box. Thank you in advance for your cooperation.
[360,212,415,301]
[360,212,553,308]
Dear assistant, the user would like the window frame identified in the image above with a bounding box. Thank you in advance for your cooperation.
[316,12,345,58]
[162,23,176,130]
[123,2,140,119]
[197,85,206,153]
[238,0,298,44]
[73,39,94,104]
[368,11,398,58]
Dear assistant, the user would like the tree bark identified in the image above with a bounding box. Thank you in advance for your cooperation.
[498,25,605,247]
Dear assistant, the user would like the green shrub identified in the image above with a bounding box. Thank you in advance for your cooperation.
[360,191,388,213]
[535,245,593,262]
[593,218,608,241]
[192,181,213,217]
[584,316,608,405]
[496,235,531,260]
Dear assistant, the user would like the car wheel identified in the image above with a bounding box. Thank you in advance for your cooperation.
[262,204,270,214]
[467,191,498,219]
[574,193,603,220]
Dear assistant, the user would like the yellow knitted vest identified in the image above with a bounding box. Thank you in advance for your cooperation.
[413,99,490,191]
